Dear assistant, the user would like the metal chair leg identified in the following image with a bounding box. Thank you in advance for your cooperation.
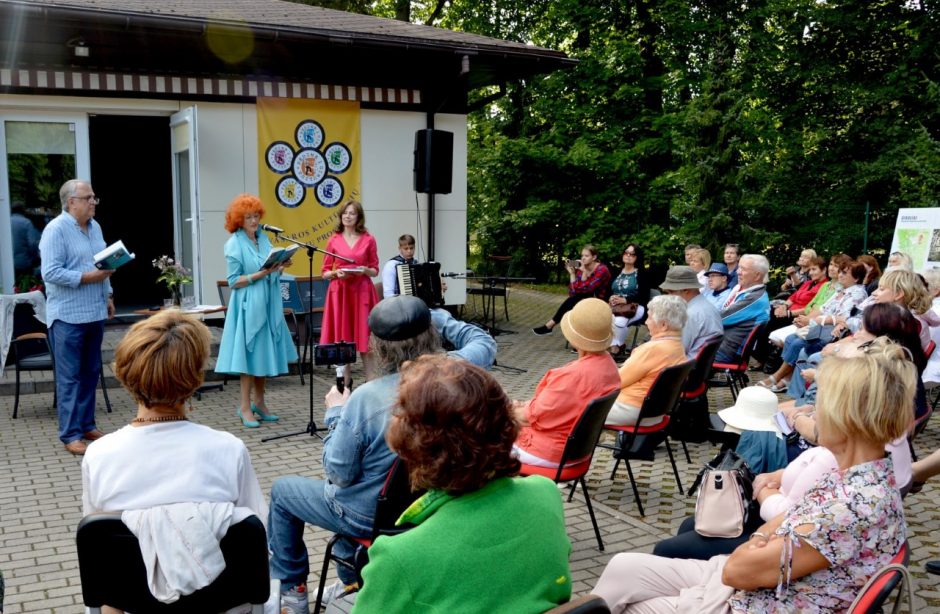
[99,366,112,413]
[567,480,578,502]
[609,458,622,481]
[624,458,644,516]
[579,477,604,551]
[681,439,691,464]
[314,535,338,612]
[665,440,684,495]
[13,366,21,419]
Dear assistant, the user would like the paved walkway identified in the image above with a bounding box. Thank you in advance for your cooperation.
[1,287,938,612]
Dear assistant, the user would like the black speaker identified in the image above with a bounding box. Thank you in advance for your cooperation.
[413,129,453,194]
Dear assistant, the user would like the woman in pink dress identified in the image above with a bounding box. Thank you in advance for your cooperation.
[320,200,379,388]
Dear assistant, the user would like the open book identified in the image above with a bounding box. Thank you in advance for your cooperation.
[261,245,300,270]
[94,240,135,270]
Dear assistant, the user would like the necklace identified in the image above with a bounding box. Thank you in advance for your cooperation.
[131,415,188,424]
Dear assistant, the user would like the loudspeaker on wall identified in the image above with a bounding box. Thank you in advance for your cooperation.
[413,129,453,194]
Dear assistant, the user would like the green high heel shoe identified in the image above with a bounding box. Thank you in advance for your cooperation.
[236,407,260,428]
[251,403,279,422]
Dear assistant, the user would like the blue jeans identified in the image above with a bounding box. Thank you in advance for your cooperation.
[49,320,103,444]
[268,476,372,587]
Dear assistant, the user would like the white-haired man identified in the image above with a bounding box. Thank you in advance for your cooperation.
[715,254,770,363]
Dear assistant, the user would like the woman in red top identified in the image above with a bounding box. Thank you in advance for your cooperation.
[320,200,379,387]
[533,244,612,336]
[753,255,827,370]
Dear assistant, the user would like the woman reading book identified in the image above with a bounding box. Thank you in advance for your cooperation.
[320,199,380,387]
[215,194,298,429]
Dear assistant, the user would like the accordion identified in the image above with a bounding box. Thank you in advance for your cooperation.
[397,262,444,307]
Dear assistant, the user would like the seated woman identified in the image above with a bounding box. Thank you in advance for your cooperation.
[757,259,867,391]
[515,298,620,467]
[834,268,934,347]
[858,254,882,295]
[82,310,266,607]
[607,295,688,426]
[593,340,914,613]
[533,244,611,336]
[767,253,848,348]
[689,247,711,293]
[608,243,651,354]
[352,355,572,613]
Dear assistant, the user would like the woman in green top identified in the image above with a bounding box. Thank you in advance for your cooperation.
[352,354,572,613]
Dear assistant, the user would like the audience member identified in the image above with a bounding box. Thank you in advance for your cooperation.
[715,254,770,363]
[857,254,882,295]
[515,298,620,467]
[82,310,267,607]
[593,340,914,613]
[11,202,40,277]
[381,234,417,298]
[352,355,572,613]
[684,243,702,265]
[608,243,651,354]
[767,254,848,348]
[607,295,689,426]
[269,296,496,611]
[723,243,741,288]
[778,249,817,296]
[703,263,732,310]
[689,248,711,291]
[533,245,612,336]
[659,266,722,360]
[887,251,914,270]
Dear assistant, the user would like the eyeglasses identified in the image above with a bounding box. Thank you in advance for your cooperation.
[71,195,99,204]
[624,250,637,256]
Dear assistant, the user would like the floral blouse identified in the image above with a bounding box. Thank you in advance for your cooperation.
[611,270,638,299]
[818,283,868,320]
[730,456,905,613]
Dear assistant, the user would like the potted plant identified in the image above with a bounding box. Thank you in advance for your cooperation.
[152,255,193,305]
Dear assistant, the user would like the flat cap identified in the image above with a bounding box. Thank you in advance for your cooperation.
[368,295,431,341]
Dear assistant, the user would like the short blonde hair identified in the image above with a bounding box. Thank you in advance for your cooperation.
[692,248,711,269]
[815,338,916,446]
[114,310,211,408]
[879,269,931,314]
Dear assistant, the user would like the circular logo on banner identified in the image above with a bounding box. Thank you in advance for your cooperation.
[265,141,294,174]
[295,120,324,150]
[324,142,352,174]
[316,177,344,208]
[293,149,327,187]
[276,176,305,207]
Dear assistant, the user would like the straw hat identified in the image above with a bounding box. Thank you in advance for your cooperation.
[560,298,614,352]
[717,386,779,433]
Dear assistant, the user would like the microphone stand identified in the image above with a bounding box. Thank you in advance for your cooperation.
[262,231,354,443]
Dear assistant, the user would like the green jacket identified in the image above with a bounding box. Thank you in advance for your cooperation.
[352,475,572,613]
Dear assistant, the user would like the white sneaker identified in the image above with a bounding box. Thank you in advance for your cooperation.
[318,580,356,607]
[280,582,309,614]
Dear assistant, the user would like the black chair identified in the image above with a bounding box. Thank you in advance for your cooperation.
[8,301,111,418]
[544,594,611,613]
[520,390,620,551]
[711,323,766,400]
[598,361,695,517]
[77,513,270,613]
[671,336,723,462]
[313,456,425,612]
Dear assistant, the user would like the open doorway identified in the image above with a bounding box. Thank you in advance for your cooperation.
[89,115,173,310]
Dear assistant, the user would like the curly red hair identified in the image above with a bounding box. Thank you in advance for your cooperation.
[387,355,520,495]
[223,194,266,233]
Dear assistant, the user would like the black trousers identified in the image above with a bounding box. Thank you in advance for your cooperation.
[551,293,593,324]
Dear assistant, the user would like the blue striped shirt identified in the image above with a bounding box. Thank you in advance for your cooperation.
[39,211,112,326]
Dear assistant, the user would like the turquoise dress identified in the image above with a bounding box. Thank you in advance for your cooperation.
[215,229,298,376]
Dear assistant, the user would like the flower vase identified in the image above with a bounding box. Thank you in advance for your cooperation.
[172,287,182,306]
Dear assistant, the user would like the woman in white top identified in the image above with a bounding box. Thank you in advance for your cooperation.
[82,309,266,519]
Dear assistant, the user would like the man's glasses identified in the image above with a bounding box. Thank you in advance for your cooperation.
[72,195,99,204]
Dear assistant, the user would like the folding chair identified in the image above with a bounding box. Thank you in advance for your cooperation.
[313,457,425,612]
[671,336,723,462]
[711,323,766,401]
[520,390,620,551]
[847,541,911,614]
[77,513,270,613]
[598,361,695,516]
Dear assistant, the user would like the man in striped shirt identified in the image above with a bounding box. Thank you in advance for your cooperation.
[39,179,115,456]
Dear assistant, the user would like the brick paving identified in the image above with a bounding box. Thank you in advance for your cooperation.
[1,287,938,612]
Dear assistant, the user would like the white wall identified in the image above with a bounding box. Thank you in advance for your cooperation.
[360,110,467,303]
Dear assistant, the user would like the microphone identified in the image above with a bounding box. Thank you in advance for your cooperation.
[260,223,284,234]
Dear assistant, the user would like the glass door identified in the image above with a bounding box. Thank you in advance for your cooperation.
[169,107,202,303]
[0,115,90,293]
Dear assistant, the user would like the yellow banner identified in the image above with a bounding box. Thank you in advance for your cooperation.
[257,98,361,274]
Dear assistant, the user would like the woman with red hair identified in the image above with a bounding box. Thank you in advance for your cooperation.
[216,194,297,428]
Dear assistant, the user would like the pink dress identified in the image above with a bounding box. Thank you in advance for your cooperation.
[320,232,379,352]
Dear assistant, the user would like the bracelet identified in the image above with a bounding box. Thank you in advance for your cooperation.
[750,532,769,541]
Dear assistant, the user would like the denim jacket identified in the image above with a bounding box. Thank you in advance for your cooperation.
[320,309,497,526]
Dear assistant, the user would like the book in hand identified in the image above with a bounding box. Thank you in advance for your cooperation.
[94,240,135,270]
[773,411,793,435]
[261,245,300,270]
[339,266,366,274]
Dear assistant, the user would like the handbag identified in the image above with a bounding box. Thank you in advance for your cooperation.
[611,301,638,319]
[688,449,757,538]
[803,323,835,343]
